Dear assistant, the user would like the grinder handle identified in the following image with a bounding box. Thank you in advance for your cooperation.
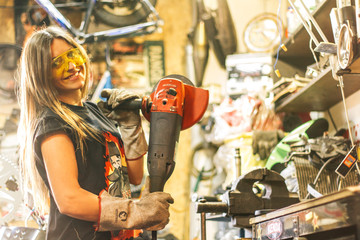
[109,98,143,110]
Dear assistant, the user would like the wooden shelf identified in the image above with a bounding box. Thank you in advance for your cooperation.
[272,0,350,113]
[275,0,336,69]
[275,67,360,112]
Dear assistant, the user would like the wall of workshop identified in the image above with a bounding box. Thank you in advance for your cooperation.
[161,1,289,239]
[327,90,360,143]
[188,1,289,239]
[209,0,360,157]
[0,1,15,42]
[219,0,360,145]
[202,0,289,89]
[0,1,17,128]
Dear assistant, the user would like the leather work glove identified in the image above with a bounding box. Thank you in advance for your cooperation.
[98,88,141,126]
[97,88,148,160]
[97,178,174,231]
[252,130,285,160]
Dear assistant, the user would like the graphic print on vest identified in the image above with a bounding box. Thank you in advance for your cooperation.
[103,132,131,199]
[102,132,144,239]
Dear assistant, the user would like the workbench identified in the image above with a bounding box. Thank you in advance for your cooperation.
[250,185,360,240]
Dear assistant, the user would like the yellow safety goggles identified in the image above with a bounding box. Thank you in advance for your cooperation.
[51,48,86,75]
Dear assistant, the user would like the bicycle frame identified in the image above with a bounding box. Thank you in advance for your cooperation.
[35,0,162,44]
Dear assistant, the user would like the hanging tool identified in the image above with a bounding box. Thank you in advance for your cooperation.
[188,0,209,87]
[115,74,209,239]
[187,0,237,87]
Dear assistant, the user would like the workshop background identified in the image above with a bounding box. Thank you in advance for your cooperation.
[1,0,360,239]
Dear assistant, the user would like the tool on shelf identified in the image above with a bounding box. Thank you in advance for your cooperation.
[285,1,360,179]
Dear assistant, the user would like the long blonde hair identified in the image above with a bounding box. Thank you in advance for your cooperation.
[17,26,98,214]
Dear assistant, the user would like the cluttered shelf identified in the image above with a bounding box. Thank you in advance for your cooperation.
[271,0,348,113]
[275,0,336,68]
[274,67,360,112]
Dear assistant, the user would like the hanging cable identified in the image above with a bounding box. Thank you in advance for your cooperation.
[338,75,360,174]
[338,76,354,146]
[305,156,338,199]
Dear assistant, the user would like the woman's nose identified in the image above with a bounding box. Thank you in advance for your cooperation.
[68,61,77,71]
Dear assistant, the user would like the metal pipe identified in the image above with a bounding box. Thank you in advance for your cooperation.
[142,0,162,22]
[201,212,206,240]
[234,148,241,178]
[196,201,228,240]
[196,202,228,213]
[79,0,96,34]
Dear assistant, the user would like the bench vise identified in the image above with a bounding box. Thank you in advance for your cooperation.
[195,168,299,239]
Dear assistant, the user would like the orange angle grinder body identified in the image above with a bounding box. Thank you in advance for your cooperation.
[115,74,209,192]
[142,75,209,192]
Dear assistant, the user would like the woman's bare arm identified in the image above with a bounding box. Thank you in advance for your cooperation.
[126,156,144,185]
[41,132,99,221]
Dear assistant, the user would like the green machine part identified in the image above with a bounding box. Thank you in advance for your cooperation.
[265,118,329,172]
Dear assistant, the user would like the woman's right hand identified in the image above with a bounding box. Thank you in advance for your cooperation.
[97,189,174,231]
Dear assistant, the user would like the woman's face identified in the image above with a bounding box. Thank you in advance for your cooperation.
[50,38,86,97]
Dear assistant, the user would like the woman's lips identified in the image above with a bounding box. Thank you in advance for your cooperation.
[64,71,79,81]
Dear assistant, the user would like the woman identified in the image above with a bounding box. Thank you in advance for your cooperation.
[17,26,173,240]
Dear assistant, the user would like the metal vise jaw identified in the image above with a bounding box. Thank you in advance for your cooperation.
[196,168,299,231]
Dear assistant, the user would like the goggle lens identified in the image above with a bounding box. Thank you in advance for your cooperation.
[51,48,85,70]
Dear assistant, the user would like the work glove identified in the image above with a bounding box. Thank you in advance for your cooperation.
[97,88,148,160]
[96,178,174,231]
[252,130,285,160]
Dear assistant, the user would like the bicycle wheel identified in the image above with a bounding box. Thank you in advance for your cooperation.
[0,154,22,226]
[94,0,157,28]
[0,44,22,104]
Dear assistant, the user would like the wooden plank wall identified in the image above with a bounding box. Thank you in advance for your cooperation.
[153,1,193,239]
[0,0,15,43]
